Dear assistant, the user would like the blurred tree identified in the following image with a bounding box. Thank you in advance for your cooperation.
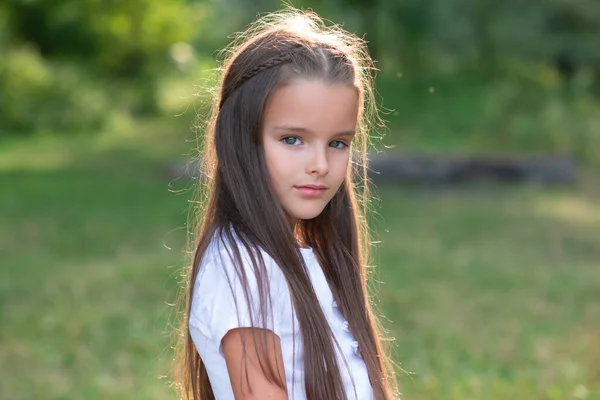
[0,0,200,129]
[388,0,434,78]
[1,0,599,140]
[544,0,600,96]
[5,0,194,78]
[339,0,381,60]
[472,0,498,79]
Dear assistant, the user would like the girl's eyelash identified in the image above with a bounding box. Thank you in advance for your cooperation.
[330,140,349,149]
[281,136,349,148]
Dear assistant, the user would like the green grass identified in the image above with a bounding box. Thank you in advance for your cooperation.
[1,124,599,399]
[373,182,600,399]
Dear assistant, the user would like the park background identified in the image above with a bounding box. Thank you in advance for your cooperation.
[1,0,599,399]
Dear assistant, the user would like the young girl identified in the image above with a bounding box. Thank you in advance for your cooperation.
[175,8,398,400]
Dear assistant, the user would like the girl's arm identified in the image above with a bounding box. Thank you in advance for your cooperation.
[223,327,288,400]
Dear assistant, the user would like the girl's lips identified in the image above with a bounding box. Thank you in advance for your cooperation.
[295,186,327,197]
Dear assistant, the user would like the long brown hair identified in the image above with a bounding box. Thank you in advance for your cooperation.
[173,8,397,400]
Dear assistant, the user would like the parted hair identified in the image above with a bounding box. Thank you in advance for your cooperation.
[173,8,397,400]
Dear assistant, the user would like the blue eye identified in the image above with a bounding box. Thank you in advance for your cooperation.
[330,140,347,149]
[282,136,302,146]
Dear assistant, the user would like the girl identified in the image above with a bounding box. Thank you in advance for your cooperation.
[174,8,398,400]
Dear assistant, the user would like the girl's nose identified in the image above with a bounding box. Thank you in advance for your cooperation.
[307,146,329,175]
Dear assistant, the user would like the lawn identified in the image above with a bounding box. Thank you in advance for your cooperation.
[1,123,598,399]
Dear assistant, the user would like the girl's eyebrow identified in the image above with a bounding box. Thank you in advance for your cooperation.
[272,124,355,137]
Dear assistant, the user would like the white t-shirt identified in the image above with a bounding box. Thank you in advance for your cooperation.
[188,234,374,400]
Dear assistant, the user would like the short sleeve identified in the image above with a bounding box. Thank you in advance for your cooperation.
[189,237,289,354]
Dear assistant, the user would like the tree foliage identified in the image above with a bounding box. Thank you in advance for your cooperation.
[4,0,194,77]
[0,0,599,135]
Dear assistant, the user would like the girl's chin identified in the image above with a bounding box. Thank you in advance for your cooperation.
[286,207,326,221]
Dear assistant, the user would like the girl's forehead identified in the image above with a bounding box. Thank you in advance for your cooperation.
[263,79,359,132]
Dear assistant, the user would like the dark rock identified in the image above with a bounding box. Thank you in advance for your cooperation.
[369,152,577,184]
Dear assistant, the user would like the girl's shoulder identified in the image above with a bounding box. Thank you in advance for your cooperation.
[195,227,291,300]
[201,228,277,274]
[190,228,292,342]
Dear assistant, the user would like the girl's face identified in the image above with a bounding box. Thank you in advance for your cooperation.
[261,79,358,221]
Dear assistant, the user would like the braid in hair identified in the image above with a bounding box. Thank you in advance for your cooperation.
[219,43,305,109]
